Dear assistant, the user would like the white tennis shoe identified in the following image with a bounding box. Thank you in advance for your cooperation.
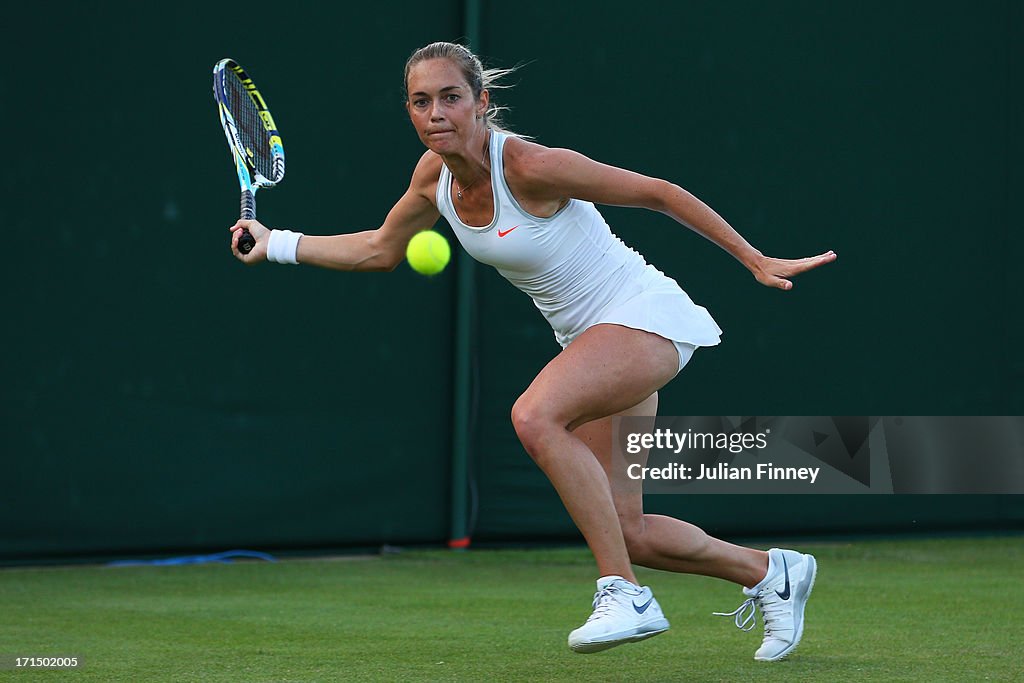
[568,576,670,653]
[714,548,817,662]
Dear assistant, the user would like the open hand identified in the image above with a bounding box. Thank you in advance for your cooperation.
[752,251,837,290]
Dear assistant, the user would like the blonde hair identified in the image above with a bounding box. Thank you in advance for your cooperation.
[404,41,521,136]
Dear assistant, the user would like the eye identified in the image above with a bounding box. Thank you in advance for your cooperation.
[445,94,460,103]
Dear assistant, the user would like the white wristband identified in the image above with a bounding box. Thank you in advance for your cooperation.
[266,229,303,264]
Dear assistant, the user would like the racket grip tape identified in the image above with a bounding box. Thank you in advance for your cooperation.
[238,190,257,254]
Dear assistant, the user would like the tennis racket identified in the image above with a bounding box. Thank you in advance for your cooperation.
[212,58,285,254]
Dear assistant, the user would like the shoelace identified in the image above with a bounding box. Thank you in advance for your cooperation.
[712,597,758,632]
[586,586,622,623]
[714,589,791,638]
[757,592,790,638]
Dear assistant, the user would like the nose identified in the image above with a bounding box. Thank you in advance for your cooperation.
[430,100,445,122]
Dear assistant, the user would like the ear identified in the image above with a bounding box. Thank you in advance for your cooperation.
[477,89,490,118]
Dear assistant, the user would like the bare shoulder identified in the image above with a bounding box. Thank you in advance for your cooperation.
[504,135,668,209]
[503,136,556,182]
[503,136,580,214]
[409,149,444,199]
[503,136,573,199]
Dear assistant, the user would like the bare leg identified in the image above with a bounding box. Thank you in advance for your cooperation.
[511,324,681,584]
[575,393,769,588]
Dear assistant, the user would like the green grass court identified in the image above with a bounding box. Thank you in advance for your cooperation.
[2,536,1021,682]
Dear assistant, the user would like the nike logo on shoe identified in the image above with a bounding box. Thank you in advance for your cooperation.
[775,556,791,600]
[633,596,655,614]
[497,225,519,237]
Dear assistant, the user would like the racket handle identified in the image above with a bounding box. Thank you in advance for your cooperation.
[238,190,256,254]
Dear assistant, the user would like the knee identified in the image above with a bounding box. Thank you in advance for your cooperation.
[511,395,557,462]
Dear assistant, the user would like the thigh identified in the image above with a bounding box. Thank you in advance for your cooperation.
[520,323,679,431]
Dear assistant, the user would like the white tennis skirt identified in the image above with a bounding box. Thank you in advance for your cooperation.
[555,264,722,372]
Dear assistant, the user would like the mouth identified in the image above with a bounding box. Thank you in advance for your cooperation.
[427,130,454,136]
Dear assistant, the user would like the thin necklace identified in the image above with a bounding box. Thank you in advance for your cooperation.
[454,131,490,201]
[454,176,478,201]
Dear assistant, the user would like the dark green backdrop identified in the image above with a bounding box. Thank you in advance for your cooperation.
[2,1,1020,563]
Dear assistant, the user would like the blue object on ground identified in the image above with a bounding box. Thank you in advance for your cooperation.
[107,549,277,567]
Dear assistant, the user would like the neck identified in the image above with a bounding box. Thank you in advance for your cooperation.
[443,127,491,187]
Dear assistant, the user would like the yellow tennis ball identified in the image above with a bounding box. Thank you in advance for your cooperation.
[406,230,451,275]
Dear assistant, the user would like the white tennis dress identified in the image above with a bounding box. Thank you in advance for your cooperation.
[435,131,722,357]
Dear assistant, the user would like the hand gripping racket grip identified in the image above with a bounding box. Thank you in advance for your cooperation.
[238,190,257,254]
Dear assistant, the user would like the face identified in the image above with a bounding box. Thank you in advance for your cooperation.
[406,58,488,154]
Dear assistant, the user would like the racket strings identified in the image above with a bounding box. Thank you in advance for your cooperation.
[225,72,277,182]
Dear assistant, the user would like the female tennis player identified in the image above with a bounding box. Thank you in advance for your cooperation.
[229,41,836,661]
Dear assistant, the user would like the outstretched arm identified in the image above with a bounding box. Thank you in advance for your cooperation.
[506,141,836,290]
[229,151,442,271]
[648,181,836,290]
